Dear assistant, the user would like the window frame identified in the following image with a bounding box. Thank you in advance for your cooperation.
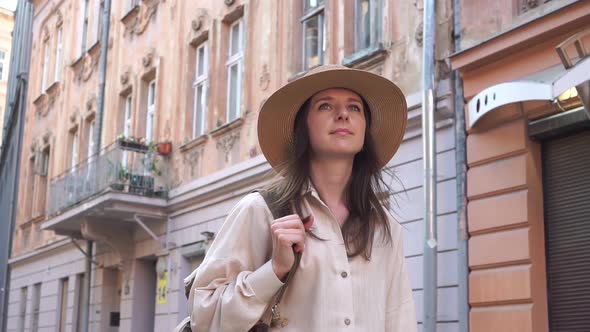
[354,0,380,52]
[225,19,244,123]
[17,286,27,332]
[146,80,156,141]
[0,49,6,81]
[54,27,63,82]
[57,278,69,332]
[30,283,41,331]
[300,0,325,71]
[42,40,50,91]
[80,0,90,54]
[193,42,208,138]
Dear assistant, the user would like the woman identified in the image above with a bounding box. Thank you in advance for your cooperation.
[188,65,416,331]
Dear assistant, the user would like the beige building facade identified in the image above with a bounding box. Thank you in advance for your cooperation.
[7,0,461,331]
[0,6,14,149]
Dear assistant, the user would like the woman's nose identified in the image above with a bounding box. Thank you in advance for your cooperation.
[336,106,350,121]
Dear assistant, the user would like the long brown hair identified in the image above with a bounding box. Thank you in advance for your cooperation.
[264,95,397,260]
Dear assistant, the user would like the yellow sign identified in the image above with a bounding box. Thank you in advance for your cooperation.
[157,272,168,304]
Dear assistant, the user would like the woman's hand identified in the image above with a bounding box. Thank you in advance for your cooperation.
[270,214,314,281]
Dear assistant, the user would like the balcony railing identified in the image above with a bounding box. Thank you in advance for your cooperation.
[47,140,170,217]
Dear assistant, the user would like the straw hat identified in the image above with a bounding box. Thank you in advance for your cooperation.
[258,64,407,169]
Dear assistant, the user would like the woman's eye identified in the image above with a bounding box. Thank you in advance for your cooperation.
[318,103,332,110]
[349,105,361,112]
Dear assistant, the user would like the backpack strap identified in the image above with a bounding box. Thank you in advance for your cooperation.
[253,189,302,328]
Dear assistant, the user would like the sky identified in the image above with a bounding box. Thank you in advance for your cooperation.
[0,0,17,12]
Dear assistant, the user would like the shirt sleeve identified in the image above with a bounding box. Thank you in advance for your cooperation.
[188,193,285,332]
[386,219,418,332]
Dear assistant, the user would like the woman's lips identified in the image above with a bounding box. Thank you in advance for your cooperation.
[331,128,352,135]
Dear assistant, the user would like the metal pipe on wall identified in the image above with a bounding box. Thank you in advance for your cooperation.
[422,0,438,331]
[0,2,35,330]
[81,1,112,331]
[453,0,470,329]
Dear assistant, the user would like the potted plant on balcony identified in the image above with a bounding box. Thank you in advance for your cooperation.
[156,141,172,155]
[110,165,130,191]
[117,134,149,152]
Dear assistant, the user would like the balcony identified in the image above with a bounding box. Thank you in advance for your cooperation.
[43,139,171,238]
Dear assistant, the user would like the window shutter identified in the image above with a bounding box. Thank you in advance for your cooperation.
[542,129,590,331]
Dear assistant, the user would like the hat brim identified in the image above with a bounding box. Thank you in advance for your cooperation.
[258,67,408,169]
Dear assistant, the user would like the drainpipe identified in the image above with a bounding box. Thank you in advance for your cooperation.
[453,0,469,330]
[422,0,438,331]
[94,0,111,153]
[82,241,93,332]
[1,2,34,331]
[82,1,112,331]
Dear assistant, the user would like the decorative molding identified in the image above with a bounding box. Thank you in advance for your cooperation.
[122,1,160,37]
[415,22,423,47]
[33,93,49,118]
[180,135,208,152]
[259,64,270,91]
[216,131,240,164]
[85,94,97,112]
[42,26,50,41]
[192,17,202,32]
[120,67,132,86]
[42,132,52,144]
[210,117,244,138]
[189,10,210,46]
[142,48,155,68]
[183,148,202,179]
[55,10,63,27]
[517,0,552,14]
[72,53,99,83]
[222,4,244,24]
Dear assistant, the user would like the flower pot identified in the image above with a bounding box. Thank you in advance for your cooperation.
[118,139,149,152]
[156,142,172,155]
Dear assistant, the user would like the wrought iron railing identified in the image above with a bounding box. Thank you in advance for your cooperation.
[47,141,170,217]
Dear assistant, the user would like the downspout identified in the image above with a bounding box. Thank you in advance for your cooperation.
[82,1,112,331]
[453,0,469,330]
[1,2,34,331]
[422,0,438,331]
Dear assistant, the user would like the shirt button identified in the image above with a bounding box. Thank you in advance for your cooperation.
[344,318,351,325]
[341,271,348,278]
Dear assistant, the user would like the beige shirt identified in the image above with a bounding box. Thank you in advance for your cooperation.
[189,187,417,332]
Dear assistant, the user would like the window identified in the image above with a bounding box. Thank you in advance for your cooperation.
[70,130,79,170]
[193,42,208,137]
[86,121,95,161]
[74,273,87,331]
[226,19,243,123]
[30,283,41,331]
[302,0,325,70]
[146,80,156,141]
[80,0,90,54]
[36,147,50,216]
[123,96,133,137]
[354,0,380,52]
[93,0,103,44]
[54,27,62,82]
[26,156,36,220]
[18,286,27,332]
[42,40,50,91]
[57,278,69,332]
[121,95,132,168]
[0,50,6,81]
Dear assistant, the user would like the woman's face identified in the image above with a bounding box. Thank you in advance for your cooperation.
[306,88,367,161]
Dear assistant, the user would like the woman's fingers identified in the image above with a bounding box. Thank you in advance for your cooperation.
[271,215,305,232]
